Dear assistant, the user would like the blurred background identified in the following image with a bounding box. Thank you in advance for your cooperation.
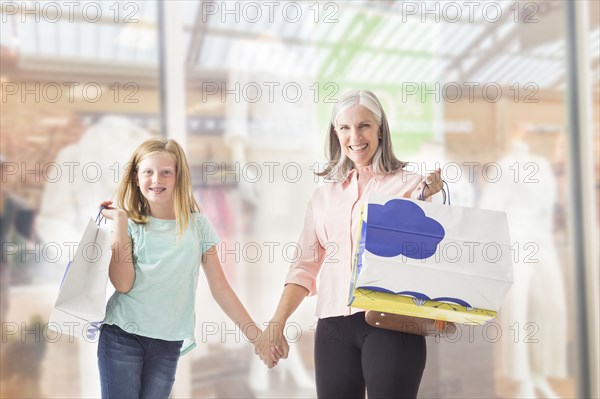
[1,1,598,398]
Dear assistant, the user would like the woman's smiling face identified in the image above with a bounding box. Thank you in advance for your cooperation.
[334,104,381,169]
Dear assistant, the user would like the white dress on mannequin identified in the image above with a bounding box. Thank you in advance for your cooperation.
[36,116,151,398]
[479,140,567,398]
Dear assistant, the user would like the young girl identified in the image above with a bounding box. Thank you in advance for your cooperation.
[98,137,261,398]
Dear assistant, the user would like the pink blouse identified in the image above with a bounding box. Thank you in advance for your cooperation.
[285,166,425,318]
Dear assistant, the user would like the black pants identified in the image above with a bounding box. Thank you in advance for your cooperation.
[315,312,426,399]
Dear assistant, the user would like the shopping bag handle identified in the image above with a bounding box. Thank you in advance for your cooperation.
[418,181,451,205]
[95,206,108,226]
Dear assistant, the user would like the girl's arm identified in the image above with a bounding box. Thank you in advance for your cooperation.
[201,245,262,343]
[100,201,135,293]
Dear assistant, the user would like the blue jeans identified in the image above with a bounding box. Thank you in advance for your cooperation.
[98,324,183,399]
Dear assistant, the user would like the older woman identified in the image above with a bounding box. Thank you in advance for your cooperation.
[256,90,442,398]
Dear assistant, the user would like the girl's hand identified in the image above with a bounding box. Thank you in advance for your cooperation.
[411,168,443,200]
[255,320,288,368]
[99,201,126,222]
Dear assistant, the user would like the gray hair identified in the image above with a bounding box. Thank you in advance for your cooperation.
[316,90,405,181]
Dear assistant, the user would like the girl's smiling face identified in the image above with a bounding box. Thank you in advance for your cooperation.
[335,104,381,169]
[136,152,177,211]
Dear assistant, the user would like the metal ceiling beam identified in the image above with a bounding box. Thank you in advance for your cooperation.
[9,23,458,78]
[457,26,521,82]
[4,55,225,89]
[186,1,209,71]
[445,11,515,74]
[341,1,492,26]
[0,4,132,25]
[549,54,600,90]
[204,26,452,60]
[317,13,382,80]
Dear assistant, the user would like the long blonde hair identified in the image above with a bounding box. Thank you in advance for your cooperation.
[117,137,200,237]
[316,90,406,181]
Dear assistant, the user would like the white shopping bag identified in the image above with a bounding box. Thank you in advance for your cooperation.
[349,191,513,324]
[49,211,112,338]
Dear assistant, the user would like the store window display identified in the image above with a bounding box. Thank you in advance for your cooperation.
[35,116,152,398]
[479,124,567,398]
[0,156,42,398]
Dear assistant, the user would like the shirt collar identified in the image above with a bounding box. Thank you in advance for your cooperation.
[341,165,385,184]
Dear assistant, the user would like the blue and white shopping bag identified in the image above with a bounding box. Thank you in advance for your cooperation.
[348,191,513,324]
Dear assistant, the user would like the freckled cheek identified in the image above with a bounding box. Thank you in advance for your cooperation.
[139,179,155,192]
[165,178,176,191]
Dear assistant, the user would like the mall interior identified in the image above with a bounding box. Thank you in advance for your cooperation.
[0,1,599,398]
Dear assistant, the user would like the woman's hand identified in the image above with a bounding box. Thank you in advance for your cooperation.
[411,168,443,200]
[255,320,288,368]
[99,201,127,222]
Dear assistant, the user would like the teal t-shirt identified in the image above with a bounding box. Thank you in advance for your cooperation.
[103,213,220,355]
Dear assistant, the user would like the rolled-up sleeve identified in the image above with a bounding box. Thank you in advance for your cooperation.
[284,199,325,296]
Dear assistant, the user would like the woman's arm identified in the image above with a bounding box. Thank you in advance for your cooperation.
[101,201,135,293]
[271,283,309,325]
[201,245,262,343]
[255,283,309,368]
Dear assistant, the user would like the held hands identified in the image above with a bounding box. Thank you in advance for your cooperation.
[411,168,443,200]
[255,320,289,369]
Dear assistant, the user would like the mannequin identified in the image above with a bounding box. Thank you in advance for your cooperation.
[479,125,567,398]
[36,116,151,398]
